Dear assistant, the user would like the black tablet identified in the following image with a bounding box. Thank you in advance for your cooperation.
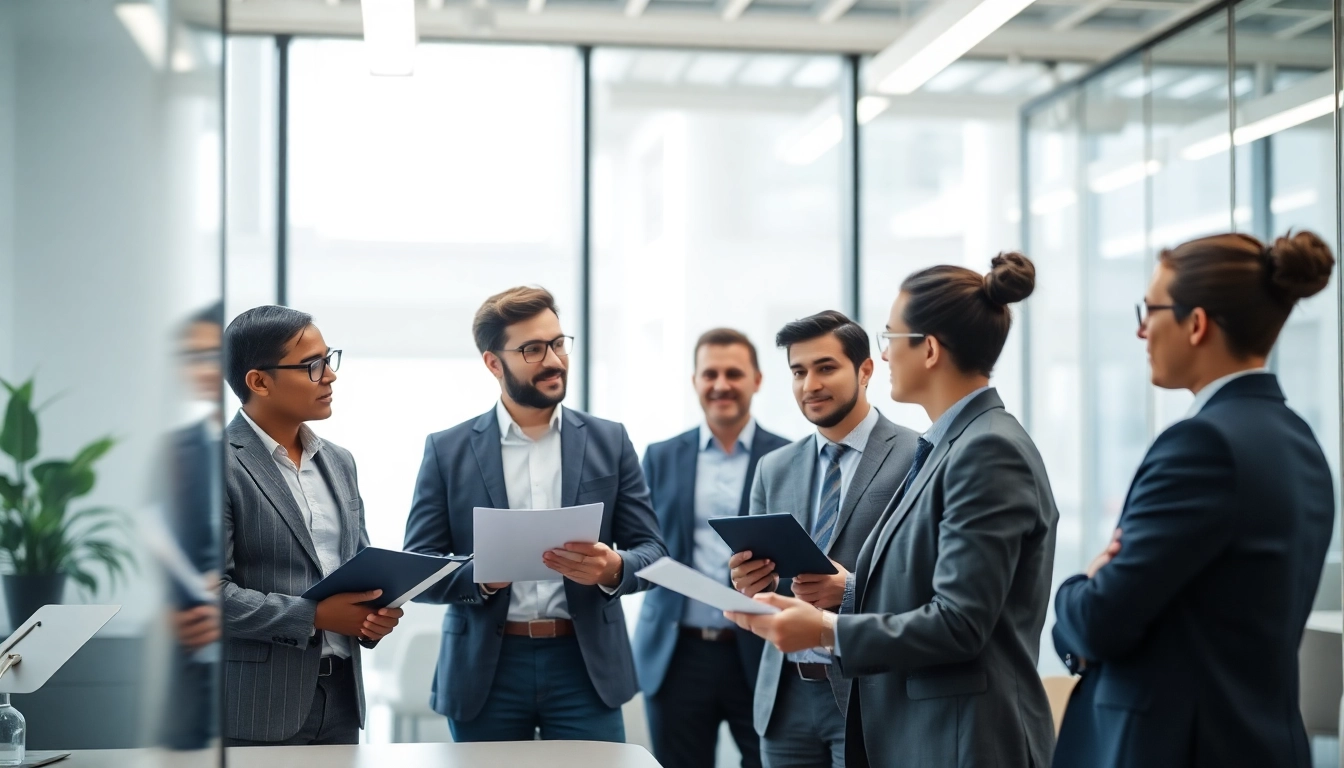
[708,513,838,579]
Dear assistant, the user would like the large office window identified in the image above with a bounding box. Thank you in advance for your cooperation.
[286,40,584,550]
[590,49,847,454]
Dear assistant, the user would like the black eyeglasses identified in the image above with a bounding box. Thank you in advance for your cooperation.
[496,335,575,364]
[259,350,342,382]
[1135,303,1188,331]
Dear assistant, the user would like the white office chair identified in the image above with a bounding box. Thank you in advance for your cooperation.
[372,628,443,743]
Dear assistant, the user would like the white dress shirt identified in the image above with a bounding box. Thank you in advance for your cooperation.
[1186,368,1269,418]
[239,410,349,659]
[495,400,572,621]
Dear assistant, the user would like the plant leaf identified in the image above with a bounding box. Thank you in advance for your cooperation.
[72,437,115,471]
[0,380,39,463]
[0,476,21,510]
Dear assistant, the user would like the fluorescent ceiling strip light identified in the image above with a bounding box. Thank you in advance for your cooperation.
[361,0,416,76]
[818,0,859,23]
[722,0,753,21]
[1029,188,1076,217]
[871,0,1039,95]
[626,0,653,18]
[115,3,166,70]
[857,96,891,125]
[1270,189,1318,215]
[1176,71,1338,161]
[1088,159,1161,194]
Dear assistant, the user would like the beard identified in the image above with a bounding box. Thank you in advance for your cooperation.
[804,387,860,429]
[502,361,568,409]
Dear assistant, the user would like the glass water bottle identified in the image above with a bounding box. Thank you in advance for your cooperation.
[0,693,25,766]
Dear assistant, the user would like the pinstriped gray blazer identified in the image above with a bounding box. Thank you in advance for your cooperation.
[220,413,370,742]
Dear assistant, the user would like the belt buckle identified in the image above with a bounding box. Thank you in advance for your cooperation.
[318,656,334,677]
[528,619,557,639]
[796,663,825,681]
[699,628,718,642]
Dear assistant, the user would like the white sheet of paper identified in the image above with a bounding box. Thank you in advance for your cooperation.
[636,557,781,615]
[473,503,604,583]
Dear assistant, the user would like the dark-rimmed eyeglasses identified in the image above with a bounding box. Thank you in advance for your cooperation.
[877,331,926,355]
[1135,303,1188,332]
[259,349,342,382]
[496,335,575,364]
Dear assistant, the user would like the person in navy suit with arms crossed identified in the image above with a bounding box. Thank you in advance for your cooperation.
[1053,230,1337,768]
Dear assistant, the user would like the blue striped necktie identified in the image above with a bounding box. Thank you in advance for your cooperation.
[811,443,848,552]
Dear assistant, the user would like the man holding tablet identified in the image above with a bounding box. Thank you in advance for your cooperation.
[729,311,917,768]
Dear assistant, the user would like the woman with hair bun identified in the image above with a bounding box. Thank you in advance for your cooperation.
[726,252,1062,768]
[1053,231,1336,768]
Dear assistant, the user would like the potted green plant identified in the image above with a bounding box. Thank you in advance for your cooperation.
[0,377,133,628]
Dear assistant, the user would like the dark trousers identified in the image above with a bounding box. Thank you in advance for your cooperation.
[646,633,761,768]
[448,635,625,743]
[225,658,360,747]
[761,668,846,768]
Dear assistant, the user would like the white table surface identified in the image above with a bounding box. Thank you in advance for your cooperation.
[62,742,661,768]
[1307,610,1343,634]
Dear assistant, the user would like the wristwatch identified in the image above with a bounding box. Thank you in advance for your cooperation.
[820,610,838,653]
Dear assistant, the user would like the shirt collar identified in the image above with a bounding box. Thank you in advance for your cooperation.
[1186,368,1269,418]
[238,409,323,462]
[814,404,879,458]
[495,399,564,442]
[699,418,757,453]
[922,386,990,451]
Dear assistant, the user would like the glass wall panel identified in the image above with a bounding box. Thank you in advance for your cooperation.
[1148,16,1237,425]
[1080,57,1152,565]
[590,49,846,455]
[286,40,583,555]
[0,0,223,761]
[225,36,279,322]
[859,81,1023,431]
[1023,92,1084,675]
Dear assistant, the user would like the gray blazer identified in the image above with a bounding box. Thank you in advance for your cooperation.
[752,410,919,736]
[837,389,1057,768]
[220,414,370,742]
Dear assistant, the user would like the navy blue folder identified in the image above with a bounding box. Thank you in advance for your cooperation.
[708,513,838,579]
[301,547,472,608]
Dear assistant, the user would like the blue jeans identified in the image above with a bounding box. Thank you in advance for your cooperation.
[448,635,625,743]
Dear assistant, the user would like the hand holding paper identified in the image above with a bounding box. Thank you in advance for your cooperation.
[635,557,779,615]
[473,503,604,584]
[724,592,830,654]
[543,541,624,587]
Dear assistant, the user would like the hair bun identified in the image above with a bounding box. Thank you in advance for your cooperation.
[1268,230,1335,301]
[983,251,1036,306]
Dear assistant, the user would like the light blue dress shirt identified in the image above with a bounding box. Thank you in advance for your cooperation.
[682,420,756,629]
[788,405,879,665]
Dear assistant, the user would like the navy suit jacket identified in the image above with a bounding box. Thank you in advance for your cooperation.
[632,423,790,696]
[1052,374,1333,768]
[403,406,667,721]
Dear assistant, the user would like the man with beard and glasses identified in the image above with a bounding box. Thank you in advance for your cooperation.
[633,328,790,768]
[403,286,667,743]
[728,310,918,768]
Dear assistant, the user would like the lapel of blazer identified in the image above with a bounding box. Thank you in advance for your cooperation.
[738,428,777,517]
[227,414,322,571]
[312,448,359,560]
[828,413,897,555]
[560,407,588,508]
[675,430,700,558]
[857,390,1005,602]
[469,409,509,509]
[777,437,816,531]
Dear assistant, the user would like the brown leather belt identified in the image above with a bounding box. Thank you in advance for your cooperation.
[793,662,830,681]
[504,619,575,638]
[680,626,737,643]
